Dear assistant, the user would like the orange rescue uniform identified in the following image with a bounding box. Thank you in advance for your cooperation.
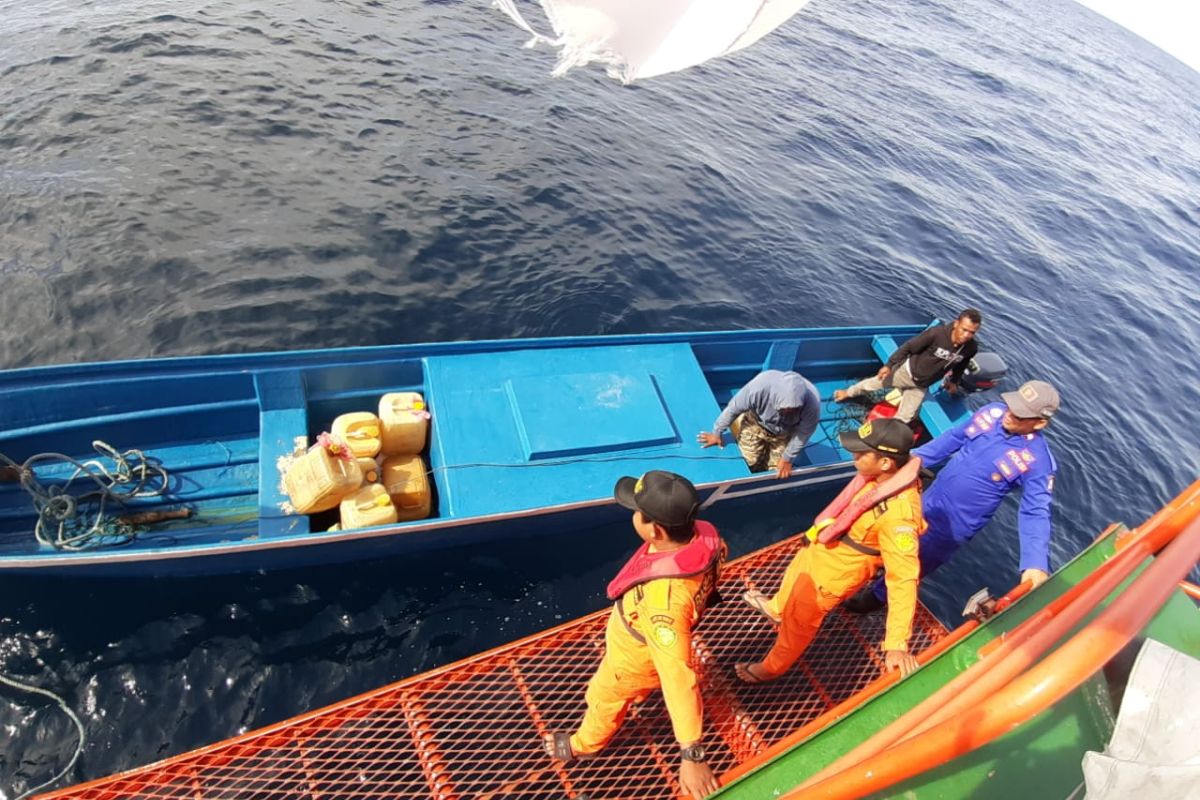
[758,481,924,677]
[570,551,723,754]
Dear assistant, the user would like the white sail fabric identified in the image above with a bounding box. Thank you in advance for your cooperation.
[494,0,815,83]
[1082,639,1200,799]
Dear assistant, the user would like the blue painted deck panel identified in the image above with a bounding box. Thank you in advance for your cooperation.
[424,344,751,518]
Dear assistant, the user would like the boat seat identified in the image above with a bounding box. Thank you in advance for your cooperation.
[254,370,311,537]
[763,341,800,373]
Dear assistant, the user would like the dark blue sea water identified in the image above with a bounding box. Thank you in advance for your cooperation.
[2,0,1199,795]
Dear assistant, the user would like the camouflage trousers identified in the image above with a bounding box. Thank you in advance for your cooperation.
[732,412,790,473]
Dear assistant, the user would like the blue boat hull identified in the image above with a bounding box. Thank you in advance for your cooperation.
[0,326,969,576]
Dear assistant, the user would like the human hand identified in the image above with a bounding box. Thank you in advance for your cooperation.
[697,432,723,448]
[943,379,959,394]
[1021,568,1050,588]
[679,759,720,798]
[776,459,793,479]
[883,649,919,677]
[877,366,892,381]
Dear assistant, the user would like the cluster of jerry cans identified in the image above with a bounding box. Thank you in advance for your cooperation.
[282,392,432,530]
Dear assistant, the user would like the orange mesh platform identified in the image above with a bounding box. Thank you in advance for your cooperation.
[42,535,947,800]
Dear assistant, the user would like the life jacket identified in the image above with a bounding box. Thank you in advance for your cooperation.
[812,463,920,545]
[606,520,723,600]
[866,392,925,442]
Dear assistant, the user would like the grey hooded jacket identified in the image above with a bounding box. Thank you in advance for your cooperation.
[712,370,820,463]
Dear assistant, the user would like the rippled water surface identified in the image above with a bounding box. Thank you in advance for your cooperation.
[2,0,1200,795]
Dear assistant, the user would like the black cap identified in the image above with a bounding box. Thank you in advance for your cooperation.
[614,470,700,528]
[839,418,913,457]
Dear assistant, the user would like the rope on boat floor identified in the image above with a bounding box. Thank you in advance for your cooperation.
[0,441,170,551]
[0,672,86,800]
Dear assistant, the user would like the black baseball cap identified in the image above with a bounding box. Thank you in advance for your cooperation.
[614,470,700,528]
[839,418,913,457]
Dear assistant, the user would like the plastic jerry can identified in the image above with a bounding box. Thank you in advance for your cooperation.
[378,392,429,455]
[284,446,363,514]
[339,483,399,530]
[356,457,380,484]
[331,412,382,458]
[380,454,432,521]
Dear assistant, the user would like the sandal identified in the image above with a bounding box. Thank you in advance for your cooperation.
[742,589,781,624]
[734,662,776,685]
[543,732,593,763]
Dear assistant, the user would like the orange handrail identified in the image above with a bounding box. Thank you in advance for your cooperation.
[793,478,1200,789]
[780,510,1200,799]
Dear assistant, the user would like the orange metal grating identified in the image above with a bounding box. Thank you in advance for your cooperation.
[41,535,947,800]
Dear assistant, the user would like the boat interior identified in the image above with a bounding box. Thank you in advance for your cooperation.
[0,328,964,557]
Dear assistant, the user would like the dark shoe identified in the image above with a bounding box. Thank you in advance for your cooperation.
[844,586,885,614]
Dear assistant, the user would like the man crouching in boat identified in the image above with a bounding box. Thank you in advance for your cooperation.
[698,369,820,479]
[543,470,725,799]
[737,418,924,683]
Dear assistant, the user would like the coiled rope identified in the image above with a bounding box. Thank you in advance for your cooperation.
[830,390,888,436]
[0,441,169,550]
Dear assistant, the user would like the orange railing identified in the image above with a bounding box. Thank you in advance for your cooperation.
[779,478,1200,800]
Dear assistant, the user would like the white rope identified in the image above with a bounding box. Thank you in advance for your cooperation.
[1,440,169,551]
[0,672,86,800]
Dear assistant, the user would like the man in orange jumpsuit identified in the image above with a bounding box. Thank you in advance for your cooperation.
[543,470,725,799]
[737,418,925,683]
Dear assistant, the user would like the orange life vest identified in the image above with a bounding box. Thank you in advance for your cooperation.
[606,520,723,600]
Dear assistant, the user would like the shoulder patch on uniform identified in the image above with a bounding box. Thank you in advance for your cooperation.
[653,624,678,648]
[968,410,993,437]
[894,530,918,554]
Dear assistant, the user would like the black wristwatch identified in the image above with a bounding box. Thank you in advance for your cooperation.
[680,744,707,763]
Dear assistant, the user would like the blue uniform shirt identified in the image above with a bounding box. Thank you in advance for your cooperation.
[913,402,1057,573]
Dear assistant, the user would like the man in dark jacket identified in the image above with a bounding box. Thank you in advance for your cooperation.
[834,310,981,423]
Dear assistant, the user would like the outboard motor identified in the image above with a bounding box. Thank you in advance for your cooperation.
[959,351,1008,393]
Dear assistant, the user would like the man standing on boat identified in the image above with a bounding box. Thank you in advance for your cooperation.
[698,369,820,478]
[847,379,1060,614]
[543,470,724,799]
[736,418,924,684]
[834,310,982,424]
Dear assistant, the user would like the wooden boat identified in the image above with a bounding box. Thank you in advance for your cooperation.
[37,479,1200,799]
[0,325,978,576]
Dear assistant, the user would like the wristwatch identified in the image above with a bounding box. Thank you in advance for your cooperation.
[680,744,707,763]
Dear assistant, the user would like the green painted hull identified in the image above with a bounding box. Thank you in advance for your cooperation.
[717,526,1200,800]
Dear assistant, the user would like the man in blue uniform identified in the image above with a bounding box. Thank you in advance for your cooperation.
[848,379,1060,612]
